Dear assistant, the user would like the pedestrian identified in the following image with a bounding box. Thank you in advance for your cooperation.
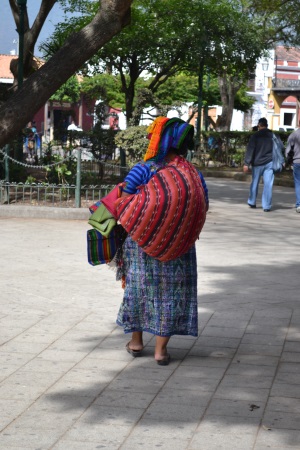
[285,128,300,213]
[243,117,277,212]
[115,117,209,365]
[24,121,40,163]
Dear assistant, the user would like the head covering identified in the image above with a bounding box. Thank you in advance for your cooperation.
[144,117,194,162]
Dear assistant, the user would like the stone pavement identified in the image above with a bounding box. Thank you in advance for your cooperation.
[0,178,300,450]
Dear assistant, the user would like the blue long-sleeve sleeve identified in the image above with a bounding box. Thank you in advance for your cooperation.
[198,170,209,210]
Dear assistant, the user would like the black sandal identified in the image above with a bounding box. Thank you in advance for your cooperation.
[126,341,143,357]
[156,354,171,366]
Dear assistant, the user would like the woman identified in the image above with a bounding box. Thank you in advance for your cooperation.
[116,117,208,365]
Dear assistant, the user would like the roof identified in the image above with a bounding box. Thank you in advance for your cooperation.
[0,54,17,82]
[0,54,44,84]
[276,46,300,62]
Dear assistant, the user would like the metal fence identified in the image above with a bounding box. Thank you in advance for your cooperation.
[0,146,129,208]
[0,181,116,208]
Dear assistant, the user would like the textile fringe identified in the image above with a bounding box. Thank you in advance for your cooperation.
[144,117,169,161]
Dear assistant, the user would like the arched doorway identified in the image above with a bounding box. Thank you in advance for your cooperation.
[268,79,300,129]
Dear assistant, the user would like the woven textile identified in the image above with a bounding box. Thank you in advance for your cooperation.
[116,236,198,336]
[101,184,122,218]
[88,203,116,237]
[116,155,206,262]
[89,200,101,213]
[89,185,121,217]
[144,117,169,161]
[87,227,121,265]
[144,117,194,163]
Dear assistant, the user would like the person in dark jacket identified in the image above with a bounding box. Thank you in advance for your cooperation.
[243,117,274,212]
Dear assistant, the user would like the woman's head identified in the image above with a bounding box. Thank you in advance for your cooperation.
[144,117,194,162]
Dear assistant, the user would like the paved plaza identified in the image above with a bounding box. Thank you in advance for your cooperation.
[0,177,300,449]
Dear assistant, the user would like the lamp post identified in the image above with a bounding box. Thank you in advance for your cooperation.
[16,0,27,162]
[261,58,270,116]
[196,58,204,150]
[195,33,208,152]
[204,69,210,131]
[17,0,27,89]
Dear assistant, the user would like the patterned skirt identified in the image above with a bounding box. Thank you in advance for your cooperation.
[116,236,198,336]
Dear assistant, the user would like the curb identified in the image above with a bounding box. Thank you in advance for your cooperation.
[201,170,295,188]
[0,205,89,220]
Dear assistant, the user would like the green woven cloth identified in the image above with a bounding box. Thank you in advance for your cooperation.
[88,203,116,237]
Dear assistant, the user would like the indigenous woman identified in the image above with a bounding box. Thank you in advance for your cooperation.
[116,117,208,365]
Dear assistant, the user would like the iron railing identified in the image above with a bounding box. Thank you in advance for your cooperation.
[0,181,115,208]
[0,146,130,207]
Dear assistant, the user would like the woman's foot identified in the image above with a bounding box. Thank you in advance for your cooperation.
[155,353,171,366]
[126,332,144,357]
[126,341,143,357]
[154,336,171,365]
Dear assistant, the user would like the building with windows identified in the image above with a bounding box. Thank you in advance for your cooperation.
[248,46,300,131]
[0,54,96,141]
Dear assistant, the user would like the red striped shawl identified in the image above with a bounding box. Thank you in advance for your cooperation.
[115,156,206,262]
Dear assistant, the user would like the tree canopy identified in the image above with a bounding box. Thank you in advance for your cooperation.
[42,0,265,129]
[1,0,300,147]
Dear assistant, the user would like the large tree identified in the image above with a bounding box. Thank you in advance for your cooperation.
[44,0,263,129]
[246,0,300,47]
[0,0,133,148]
[44,0,201,125]
[191,0,263,131]
[190,0,300,130]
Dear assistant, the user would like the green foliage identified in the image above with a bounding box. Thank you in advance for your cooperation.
[114,125,148,163]
[89,102,118,161]
[43,153,75,185]
[200,129,292,166]
[7,162,27,183]
[245,0,300,46]
[43,0,300,130]
[50,76,81,103]
[81,74,124,108]
[234,84,256,112]
[25,175,36,184]
[46,0,264,126]
[155,74,199,105]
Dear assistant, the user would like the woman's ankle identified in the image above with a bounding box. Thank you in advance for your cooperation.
[129,332,143,349]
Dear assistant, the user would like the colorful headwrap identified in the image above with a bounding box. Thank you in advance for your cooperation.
[144,116,194,162]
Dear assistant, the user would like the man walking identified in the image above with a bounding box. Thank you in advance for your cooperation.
[285,128,300,213]
[243,117,274,212]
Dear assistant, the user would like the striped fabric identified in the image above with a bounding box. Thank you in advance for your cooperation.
[144,117,194,163]
[116,155,206,262]
[87,228,120,265]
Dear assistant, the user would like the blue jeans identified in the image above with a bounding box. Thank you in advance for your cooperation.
[248,161,274,210]
[293,163,300,207]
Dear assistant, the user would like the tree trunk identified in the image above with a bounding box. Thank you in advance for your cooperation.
[0,0,132,148]
[9,0,58,89]
[216,73,241,131]
[119,53,140,126]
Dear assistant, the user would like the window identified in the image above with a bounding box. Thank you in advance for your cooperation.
[284,113,294,126]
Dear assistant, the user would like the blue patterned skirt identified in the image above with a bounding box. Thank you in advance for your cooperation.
[116,236,198,336]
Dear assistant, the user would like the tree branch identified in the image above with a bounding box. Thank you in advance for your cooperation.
[29,0,57,50]
[0,0,133,146]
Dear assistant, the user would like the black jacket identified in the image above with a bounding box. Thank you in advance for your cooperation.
[244,128,273,167]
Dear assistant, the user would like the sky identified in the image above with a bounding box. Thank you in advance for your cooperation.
[0,1,66,56]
